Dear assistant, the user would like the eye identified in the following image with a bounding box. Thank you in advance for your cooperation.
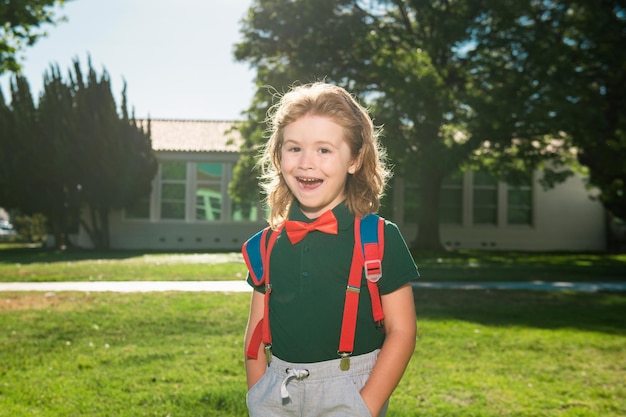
[287,146,301,152]
[319,148,330,154]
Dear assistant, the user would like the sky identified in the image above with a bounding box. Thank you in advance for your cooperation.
[0,0,256,121]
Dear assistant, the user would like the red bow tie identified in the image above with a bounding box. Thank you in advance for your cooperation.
[285,210,338,244]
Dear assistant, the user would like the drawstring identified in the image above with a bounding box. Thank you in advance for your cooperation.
[280,368,310,399]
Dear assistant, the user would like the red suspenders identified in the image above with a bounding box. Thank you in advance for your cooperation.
[244,215,385,370]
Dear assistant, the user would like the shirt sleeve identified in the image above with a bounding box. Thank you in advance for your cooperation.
[246,273,265,293]
[377,220,420,295]
[243,227,273,293]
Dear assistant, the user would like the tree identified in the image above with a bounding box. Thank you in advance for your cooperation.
[467,0,626,218]
[69,58,157,249]
[232,0,571,250]
[229,0,376,206]
[0,58,157,249]
[0,0,67,74]
[5,75,39,214]
[401,0,626,225]
[546,0,625,220]
[37,64,80,247]
[0,87,14,205]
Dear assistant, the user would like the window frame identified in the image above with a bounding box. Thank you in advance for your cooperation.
[122,156,262,224]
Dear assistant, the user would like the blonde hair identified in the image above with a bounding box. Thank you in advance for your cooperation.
[258,82,391,229]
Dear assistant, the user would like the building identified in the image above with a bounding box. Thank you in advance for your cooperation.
[76,119,608,251]
[394,171,606,251]
[76,119,266,251]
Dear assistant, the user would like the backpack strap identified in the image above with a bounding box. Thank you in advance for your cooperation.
[360,214,385,325]
[242,227,270,286]
[337,214,385,369]
[242,225,282,360]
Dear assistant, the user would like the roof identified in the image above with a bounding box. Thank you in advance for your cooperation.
[138,119,243,153]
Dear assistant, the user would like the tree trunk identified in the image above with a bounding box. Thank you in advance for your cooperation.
[79,216,96,249]
[81,206,108,249]
[52,227,67,250]
[98,207,110,249]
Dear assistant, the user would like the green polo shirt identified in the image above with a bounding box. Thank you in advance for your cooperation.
[246,202,419,363]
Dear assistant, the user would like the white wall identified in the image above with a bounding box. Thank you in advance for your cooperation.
[78,162,606,252]
[395,172,606,252]
[77,150,268,250]
[76,209,266,251]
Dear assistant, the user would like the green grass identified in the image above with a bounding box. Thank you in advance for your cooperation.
[1,244,625,283]
[0,291,249,416]
[1,290,624,416]
[415,251,626,282]
[0,246,247,282]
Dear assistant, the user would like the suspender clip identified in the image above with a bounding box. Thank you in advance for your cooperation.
[338,351,352,371]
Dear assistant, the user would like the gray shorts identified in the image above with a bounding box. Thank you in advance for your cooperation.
[246,349,387,417]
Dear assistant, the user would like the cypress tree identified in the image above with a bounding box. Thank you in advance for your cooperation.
[69,58,156,249]
[0,87,13,207]
[38,64,81,247]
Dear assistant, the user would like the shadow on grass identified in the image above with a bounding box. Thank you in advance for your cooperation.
[413,250,626,282]
[0,246,235,265]
[414,289,626,336]
[2,245,625,282]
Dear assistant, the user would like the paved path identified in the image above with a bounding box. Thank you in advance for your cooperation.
[0,281,624,293]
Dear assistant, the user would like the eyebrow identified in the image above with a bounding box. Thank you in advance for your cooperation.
[283,138,338,148]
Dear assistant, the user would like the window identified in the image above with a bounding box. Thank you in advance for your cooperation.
[472,171,498,225]
[507,184,532,225]
[124,160,262,223]
[440,172,464,225]
[160,162,186,220]
[403,171,463,225]
[196,163,223,221]
[402,169,534,228]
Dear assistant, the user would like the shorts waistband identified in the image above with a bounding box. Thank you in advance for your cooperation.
[267,350,380,381]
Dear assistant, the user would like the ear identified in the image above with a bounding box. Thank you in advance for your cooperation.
[348,153,361,175]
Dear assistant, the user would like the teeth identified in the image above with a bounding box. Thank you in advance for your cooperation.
[299,178,319,182]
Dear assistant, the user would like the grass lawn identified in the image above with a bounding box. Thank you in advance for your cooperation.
[0,247,247,282]
[1,244,625,282]
[1,290,624,416]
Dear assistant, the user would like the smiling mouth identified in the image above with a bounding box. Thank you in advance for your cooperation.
[297,177,323,188]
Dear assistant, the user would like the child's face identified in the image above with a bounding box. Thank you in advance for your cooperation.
[280,114,357,219]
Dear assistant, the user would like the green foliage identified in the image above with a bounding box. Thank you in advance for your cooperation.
[0,0,67,74]
[12,212,47,243]
[1,76,44,215]
[0,88,12,204]
[68,58,158,248]
[468,0,626,220]
[560,1,626,220]
[228,122,265,203]
[30,65,80,245]
[0,57,157,249]
[232,0,626,248]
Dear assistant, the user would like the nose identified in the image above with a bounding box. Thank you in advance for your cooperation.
[298,150,314,170]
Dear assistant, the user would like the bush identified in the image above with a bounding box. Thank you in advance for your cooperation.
[13,213,48,243]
